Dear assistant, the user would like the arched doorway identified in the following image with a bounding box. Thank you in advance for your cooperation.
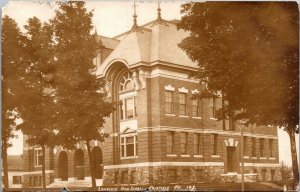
[58,151,68,181]
[92,147,103,179]
[74,149,84,180]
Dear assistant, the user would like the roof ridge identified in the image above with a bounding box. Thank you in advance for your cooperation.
[113,19,177,39]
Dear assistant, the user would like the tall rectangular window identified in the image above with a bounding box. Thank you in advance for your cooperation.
[252,137,256,157]
[121,171,128,184]
[125,98,134,119]
[212,134,218,155]
[210,98,217,118]
[120,135,137,158]
[165,91,174,114]
[182,169,190,183]
[243,136,247,156]
[34,148,42,167]
[120,97,137,120]
[114,172,119,184]
[179,93,187,115]
[194,133,202,155]
[192,99,201,117]
[131,171,136,184]
[269,139,274,157]
[167,169,177,183]
[181,132,188,154]
[167,131,175,154]
[260,138,265,157]
[196,169,204,182]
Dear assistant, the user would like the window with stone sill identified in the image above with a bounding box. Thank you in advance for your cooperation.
[181,132,188,154]
[131,171,136,184]
[34,147,42,167]
[179,93,187,116]
[192,98,201,117]
[259,138,265,157]
[211,134,218,155]
[196,169,205,182]
[166,169,177,183]
[210,97,217,119]
[119,72,137,120]
[182,169,190,183]
[165,91,174,114]
[121,171,128,184]
[167,131,175,154]
[251,137,256,157]
[243,136,247,156]
[120,135,138,158]
[269,139,274,157]
[120,97,137,120]
[194,133,202,155]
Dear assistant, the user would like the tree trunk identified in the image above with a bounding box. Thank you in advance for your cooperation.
[42,145,47,189]
[287,130,299,189]
[86,140,96,189]
[2,141,9,190]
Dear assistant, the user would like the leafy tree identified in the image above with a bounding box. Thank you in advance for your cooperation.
[18,16,57,189]
[178,2,299,186]
[281,161,293,182]
[1,16,25,190]
[51,2,115,188]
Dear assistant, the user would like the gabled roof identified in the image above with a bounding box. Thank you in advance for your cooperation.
[95,35,120,50]
[96,19,197,76]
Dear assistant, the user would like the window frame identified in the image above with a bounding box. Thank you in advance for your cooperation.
[269,139,274,157]
[165,90,174,114]
[119,94,137,121]
[181,132,188,154]
[243,136,247,156]
[120,134,138,159]
[167,131,175,154]
[212,134,218,155]
[192,98,201,117]
[179,92,187,116]
[12,176,22,185]
[210,97,217,119]
[34,147,42,167]
[194,133,202,155]
[251,137,256,157]
[260,138,265,157]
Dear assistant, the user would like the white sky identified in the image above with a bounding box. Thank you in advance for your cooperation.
[3,0,299,166]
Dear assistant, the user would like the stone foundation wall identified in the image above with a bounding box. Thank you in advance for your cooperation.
[22,172,54,188]
[103,166,224,186]
[103,165,281,186]
[241,167,281,181]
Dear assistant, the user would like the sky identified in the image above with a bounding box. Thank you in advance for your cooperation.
[3,0,299,166]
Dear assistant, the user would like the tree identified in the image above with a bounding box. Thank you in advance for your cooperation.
[1,16,25,190]
[178,2,299,186]
[18,16,57,190]
[51,2,115,188]
[281,161,293,182]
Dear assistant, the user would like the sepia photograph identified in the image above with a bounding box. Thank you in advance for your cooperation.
[1,0,299,191]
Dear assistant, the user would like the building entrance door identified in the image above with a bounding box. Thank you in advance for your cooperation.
[227,146,236,172]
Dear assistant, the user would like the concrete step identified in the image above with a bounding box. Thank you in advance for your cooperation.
[48,179,103,188]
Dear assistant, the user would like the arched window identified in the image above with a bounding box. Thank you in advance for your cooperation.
[119,72,137,120]
[119,72,134,92]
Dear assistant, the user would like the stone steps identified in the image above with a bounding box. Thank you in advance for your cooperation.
[221,173,257,183]
[48,179,103,188]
